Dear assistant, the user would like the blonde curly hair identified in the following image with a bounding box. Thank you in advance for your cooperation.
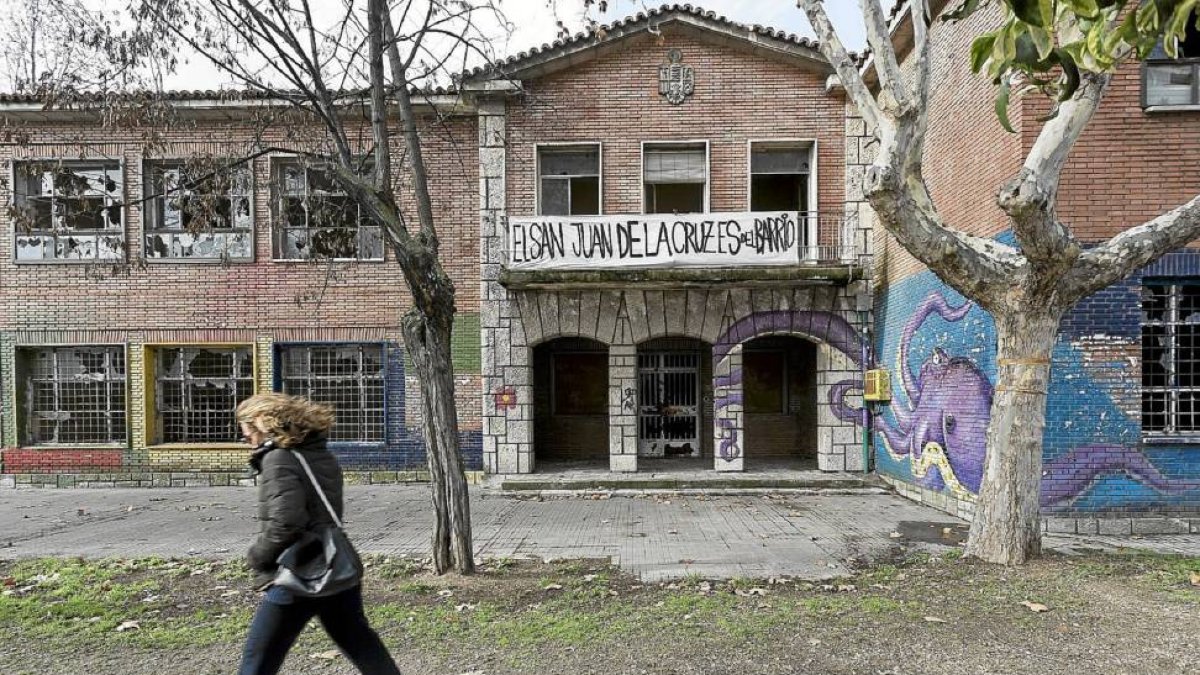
[235,392,334,447]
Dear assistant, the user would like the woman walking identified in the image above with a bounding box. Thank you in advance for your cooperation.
[236,392,401,675]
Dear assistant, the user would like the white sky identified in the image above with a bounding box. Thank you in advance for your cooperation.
[153,0,870,90]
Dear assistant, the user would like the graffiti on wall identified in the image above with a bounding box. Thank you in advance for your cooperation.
[876,276,1200,511]
[713,309,868,462]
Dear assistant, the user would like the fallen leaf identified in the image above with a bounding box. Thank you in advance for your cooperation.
[1190,571,1200,587]
[543,583,563,591]
[889,531,902,539]
[454,603,476,613]
[923,616,948,623]
[436,589,454,598]
[1021,601,1050,613]
[115,620,140,632]
[735,587,768,597]
[836,584,857,593]
[309,650,340,660]
[582,574,598,582]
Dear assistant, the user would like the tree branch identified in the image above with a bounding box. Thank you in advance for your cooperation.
[998,73,1109,266]
[382,5,437,241]
[858,0,908,112]
[1066,195,1200,299]
[797,0,882,133]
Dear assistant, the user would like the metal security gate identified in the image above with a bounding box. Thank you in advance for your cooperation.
[638,351,701,457]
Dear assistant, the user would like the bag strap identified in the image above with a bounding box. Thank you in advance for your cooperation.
[289,450,343,530]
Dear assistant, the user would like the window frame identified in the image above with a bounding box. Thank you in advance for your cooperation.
[1140,281,1200,439]
[534,142,603,217]
[16,344,129,447]
[11,159,127,264]
[269,156,385,263]
[1142,57,1200,111]
[145,343,256,447]
[746,139,819,261]
[141,158,256,263]
[640,140,710,215]
[276,342,388,444]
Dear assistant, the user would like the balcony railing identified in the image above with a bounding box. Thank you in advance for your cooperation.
[501,210,867,272]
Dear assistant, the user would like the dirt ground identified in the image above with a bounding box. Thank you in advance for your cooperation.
[0,549,1197,675]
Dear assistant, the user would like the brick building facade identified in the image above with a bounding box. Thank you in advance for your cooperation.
[872,1,1200,530]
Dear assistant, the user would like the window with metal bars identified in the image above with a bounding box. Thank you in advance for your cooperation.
[1141,282,1200,435]
[154,346,254,444]
[279,344,386,442]
[272,158,383,260]
[12,161,125,262]
[20,346,126,445]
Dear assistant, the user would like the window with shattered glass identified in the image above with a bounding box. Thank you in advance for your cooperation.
[12,161,125,262]
[144,161,253,261]
[1141,282,1200,435]
[272,158,383,261]
[1144,22,1200,108]
[279,344,385,442]
[154,346,254,444]
[19,346,126,445]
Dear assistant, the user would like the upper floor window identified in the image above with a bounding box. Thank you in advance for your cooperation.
[643,142,707,214]
[144,160,253,262]
[537,145,600,216]
[1141,281,1200,435]
[1144,19,1200,108]
[12,161,124,262]
[750,142,811,213]
[272,158,383,261]
[18,346,127,446]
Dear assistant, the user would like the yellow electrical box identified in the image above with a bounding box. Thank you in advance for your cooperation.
[864,369,891,402]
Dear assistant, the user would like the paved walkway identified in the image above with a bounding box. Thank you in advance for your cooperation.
[1,485,1196,580]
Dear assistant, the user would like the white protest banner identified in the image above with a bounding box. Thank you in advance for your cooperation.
[505,212,803,270]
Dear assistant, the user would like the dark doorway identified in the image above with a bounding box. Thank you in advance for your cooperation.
[533,338,609,465]
[742,335,818,466]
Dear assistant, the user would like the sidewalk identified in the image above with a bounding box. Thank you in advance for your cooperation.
[1,485,1196,580]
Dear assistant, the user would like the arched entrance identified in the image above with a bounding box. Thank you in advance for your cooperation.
[636,336,713,461]
[741,335,818,468]
[533,337,609,467]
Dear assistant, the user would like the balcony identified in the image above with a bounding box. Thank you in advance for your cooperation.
[498,210,869,289]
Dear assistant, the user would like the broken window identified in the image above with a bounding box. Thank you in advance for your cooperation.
[272,159,383,261]
[643,143,706,214]
[12,161,124,262]
[1144,17,1200,107]
[538,145,600,216]
[19,346,126,445]
[144,160,253,261]
[154,346,254,444]
[750,143,810,213]
[1141,282,1200,435]
[279,344,385,442]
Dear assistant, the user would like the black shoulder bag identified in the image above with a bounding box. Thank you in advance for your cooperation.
[271,450,363,597]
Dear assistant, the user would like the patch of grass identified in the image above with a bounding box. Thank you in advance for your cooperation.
[371,556,425,580]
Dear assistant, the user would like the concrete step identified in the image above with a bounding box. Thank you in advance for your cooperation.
[495,473,882,492]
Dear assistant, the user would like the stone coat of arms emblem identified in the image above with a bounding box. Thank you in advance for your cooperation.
[658,49,694,105]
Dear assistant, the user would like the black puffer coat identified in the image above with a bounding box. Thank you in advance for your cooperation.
[246,433,344,586]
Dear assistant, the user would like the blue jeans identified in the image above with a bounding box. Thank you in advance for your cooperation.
[238,585,401,675]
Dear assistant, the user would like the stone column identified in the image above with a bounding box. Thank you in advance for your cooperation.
[608,342,638,472]
[713,343,744,472]
[816,342,861,472]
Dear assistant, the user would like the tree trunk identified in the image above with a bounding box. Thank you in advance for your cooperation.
[402,299,475,575]
[965,309,1062,565]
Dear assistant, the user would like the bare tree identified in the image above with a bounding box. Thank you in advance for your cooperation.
[98,0,506,574]
[797,0,1200,564]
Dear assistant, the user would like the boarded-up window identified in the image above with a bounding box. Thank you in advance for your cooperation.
[553,352,607,415]
[13,161,124,262]
[20,346,126,445]
[154,347,254,444]
[279,344,386,442]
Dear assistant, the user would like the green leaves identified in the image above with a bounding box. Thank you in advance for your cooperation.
[950,0,1198,131]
